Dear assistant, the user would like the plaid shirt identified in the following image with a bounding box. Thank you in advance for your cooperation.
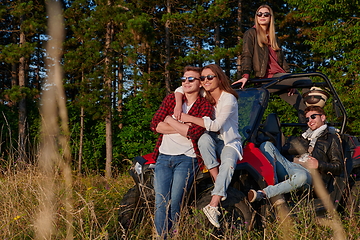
[150,93,214,166]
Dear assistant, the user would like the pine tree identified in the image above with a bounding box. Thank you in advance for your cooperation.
[285,0,360,134]
[0,0,46,166]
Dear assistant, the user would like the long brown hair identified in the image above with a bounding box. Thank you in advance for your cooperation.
[201,64,238,105]
[254,4,280,50]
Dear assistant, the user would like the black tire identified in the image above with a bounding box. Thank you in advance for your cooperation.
[119,165,155,231]
[223,199,254,231]
[118,186,141,229]
[195,186,253,231]
[119,181,155,231]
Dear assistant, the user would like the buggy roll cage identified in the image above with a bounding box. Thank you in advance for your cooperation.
[232,72,347,134]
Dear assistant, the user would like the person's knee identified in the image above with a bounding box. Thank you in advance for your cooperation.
[218,157,236,175]
[293,171,309,186]
[260,141,274,153]
[220,148,237,166]
[222,157,236,168]
[198,133,213,148]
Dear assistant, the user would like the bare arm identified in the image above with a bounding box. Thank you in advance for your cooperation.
[232,77,248,89]
[164,115,190,137]
[156,121,178,134]
[174,91,183,120]
[180,113,205,128]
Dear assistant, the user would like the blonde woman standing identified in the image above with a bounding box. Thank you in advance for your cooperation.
[233,4,311,122]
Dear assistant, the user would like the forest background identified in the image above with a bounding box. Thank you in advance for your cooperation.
[1,0,359,177]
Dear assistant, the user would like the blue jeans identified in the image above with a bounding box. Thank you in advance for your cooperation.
[198,132,238,199]
[154,154,198,236]
[272,73,312,123]
[260,141,312,198]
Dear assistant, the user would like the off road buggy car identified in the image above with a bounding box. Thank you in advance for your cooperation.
[119,72,360,232]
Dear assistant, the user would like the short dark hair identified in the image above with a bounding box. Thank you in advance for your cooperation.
[183,66,201,74]
[304,106,326,116]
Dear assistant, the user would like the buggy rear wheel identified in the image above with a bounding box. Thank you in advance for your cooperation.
[118,184,155,229]
[118,186,141,229]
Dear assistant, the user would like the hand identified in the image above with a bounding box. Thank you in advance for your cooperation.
[180,113,191,123]
[232,77,248,89]
[173,104,182,120]
[288,88,296,96]
[304,156,319,169]
[164,115,174,123]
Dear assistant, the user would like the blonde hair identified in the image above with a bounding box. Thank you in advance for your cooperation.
[255,5,280,50]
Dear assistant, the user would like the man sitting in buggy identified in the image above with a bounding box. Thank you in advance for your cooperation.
[248,105,344,204]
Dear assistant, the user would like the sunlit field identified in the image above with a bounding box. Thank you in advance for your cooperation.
[1,168,359,239]
[0,169,133,239]
[1,1,359,239]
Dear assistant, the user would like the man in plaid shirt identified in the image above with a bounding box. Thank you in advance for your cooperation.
[150,66,213,238]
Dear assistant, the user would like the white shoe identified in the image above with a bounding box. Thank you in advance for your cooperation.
[202,204,220,228]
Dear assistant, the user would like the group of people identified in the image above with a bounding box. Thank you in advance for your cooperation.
[149,4,344,238]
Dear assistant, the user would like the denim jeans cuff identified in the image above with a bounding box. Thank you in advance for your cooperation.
[205,162,220,170]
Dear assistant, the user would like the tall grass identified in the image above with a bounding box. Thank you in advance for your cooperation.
[119,182,360,240]
[1,1,359,239]
[0,168,359,239]
[0,169,134,239]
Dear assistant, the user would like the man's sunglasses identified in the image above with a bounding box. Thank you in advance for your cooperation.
[180,77,199,82]
[306,114,322,122]
[200,75,216,81]
[256,12,271,17]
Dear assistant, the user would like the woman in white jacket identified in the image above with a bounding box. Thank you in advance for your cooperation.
[175,64,242,228]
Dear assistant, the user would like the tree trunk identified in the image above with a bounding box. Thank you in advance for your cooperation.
[215,22,220,66]
[78,106,84,175]
[78,71,85,175]
[236,0,243,79]
[105,110,112,178]
[104,19,113,179]
[164,0,171,94]
[11,63,17,87]
[117,59,123,129]
[18,28,27,165]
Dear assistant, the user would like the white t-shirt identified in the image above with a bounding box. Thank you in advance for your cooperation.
[159,102,196,157]
[175,87,243,160]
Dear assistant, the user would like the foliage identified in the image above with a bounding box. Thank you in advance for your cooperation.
[0,0,359,173]
[285,0,360,135]
[114,90,163,163]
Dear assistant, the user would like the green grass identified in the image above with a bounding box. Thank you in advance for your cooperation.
[1,169,359,239]
[0,169,133,239]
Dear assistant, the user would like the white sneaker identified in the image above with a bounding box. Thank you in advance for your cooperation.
[202,204,220,228]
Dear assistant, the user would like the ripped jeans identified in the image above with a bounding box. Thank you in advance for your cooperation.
[198,132,238,199]
[260,141,312,198]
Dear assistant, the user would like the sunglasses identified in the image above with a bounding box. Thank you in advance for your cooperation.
[180,77,199,82]
[305,114,322,123]
[256,12,271,17]
[200,75,216,81]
